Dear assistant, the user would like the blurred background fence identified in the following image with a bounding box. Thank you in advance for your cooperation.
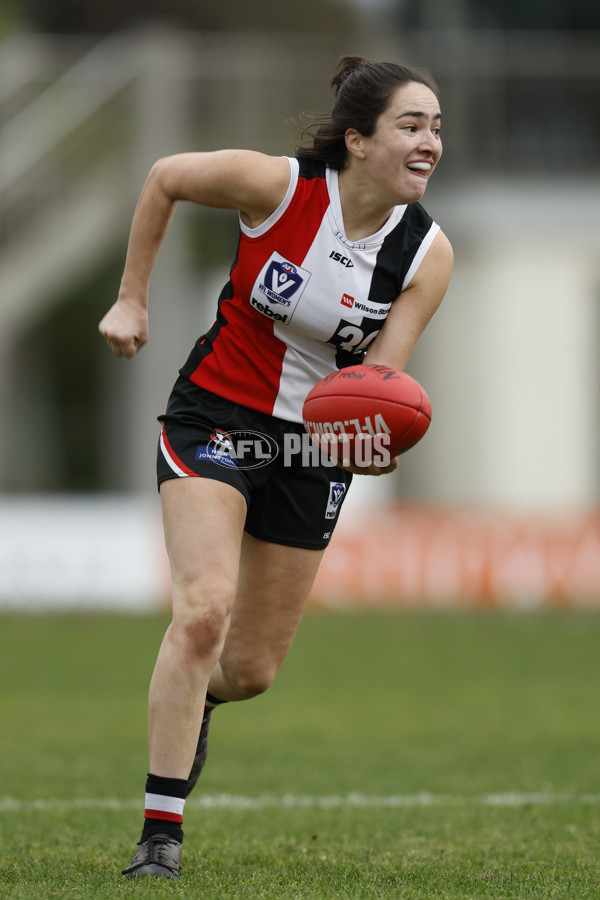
[1,2,599,609]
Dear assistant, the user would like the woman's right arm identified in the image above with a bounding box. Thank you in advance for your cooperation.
[98,151,290,358]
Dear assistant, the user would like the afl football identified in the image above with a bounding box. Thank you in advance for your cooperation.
[302,364,431,466]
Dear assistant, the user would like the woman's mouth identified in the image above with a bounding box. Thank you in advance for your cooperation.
[407,161,432,173]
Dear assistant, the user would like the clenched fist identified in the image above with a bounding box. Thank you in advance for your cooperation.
[99,299,149,359]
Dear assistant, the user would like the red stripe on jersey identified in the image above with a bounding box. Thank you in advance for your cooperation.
[161,423,197,476]
[144,808,184,823]
[187,173,330,414]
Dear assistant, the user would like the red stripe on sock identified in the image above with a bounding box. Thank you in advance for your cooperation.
[144,808,184,823]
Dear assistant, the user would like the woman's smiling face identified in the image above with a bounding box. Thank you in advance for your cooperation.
[350,81,443,205]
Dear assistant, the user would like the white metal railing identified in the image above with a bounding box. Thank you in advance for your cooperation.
[0,33,137,196]
[0,32,167,335]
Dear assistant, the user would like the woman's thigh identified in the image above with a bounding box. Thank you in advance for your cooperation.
[216,533,324,692]
[160,476,247,616]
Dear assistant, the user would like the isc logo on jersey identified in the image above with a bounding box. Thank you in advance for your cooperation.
[250,252,311,324]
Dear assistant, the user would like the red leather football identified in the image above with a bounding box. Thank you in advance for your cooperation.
[302,364,431,466]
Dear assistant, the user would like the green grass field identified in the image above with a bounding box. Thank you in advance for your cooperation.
[1,609,599,898]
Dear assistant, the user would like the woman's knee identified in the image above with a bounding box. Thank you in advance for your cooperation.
[221,659,278,700]
[170,575,235,659]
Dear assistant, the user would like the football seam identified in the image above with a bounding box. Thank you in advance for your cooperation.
[304,392,431,420]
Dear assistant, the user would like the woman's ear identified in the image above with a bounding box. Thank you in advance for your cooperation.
[345,128,367,160]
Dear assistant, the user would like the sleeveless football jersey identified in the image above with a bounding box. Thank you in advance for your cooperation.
[180,156,440,423]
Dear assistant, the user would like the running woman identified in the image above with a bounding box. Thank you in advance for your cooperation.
[99,55,453,879]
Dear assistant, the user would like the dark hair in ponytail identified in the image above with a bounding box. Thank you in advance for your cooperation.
[295,55,439,171]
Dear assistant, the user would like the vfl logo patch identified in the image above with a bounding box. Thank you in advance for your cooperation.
[250,252,310,324]
[261,260,302,306]
[325,482,346,519]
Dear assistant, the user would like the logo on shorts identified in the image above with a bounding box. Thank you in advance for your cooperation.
[325,482,346,519]
[196,429,279,470]
[196,429,239,468]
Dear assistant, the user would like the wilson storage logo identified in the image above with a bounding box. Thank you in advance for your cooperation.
[250,252,311,325]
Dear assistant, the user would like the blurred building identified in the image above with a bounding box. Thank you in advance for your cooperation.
[1,22,598,511]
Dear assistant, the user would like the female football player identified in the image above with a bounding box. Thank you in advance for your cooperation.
[99,55,453,878]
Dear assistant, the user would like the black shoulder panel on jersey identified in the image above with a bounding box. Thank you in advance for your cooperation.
[296,157,327,181]
[368,202,435,303]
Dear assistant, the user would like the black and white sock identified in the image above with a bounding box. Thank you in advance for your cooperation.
[141,773,187,843]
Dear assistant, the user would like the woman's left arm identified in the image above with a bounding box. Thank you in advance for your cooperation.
[364,229,453,371]
[339,229,452,475]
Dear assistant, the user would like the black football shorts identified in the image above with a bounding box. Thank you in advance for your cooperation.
[157,376,353,550]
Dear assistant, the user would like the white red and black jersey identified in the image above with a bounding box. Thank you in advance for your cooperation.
[180,156,440,423]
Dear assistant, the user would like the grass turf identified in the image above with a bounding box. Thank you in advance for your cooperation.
[0,610,599,897]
